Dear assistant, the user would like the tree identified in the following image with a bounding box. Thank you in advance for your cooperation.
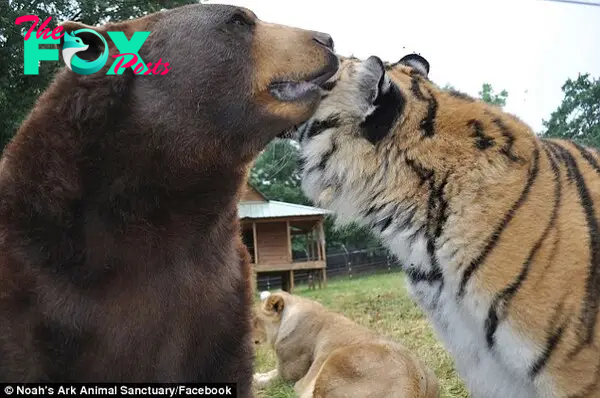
[478,83,508,107]
[1,0,201,150]
[250,140,309,206]
[443,83,508,107]
[541,74,600,148]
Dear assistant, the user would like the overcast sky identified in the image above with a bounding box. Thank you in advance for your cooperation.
[207,0,600,134]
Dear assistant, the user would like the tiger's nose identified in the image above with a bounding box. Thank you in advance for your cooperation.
[313,32,334,51]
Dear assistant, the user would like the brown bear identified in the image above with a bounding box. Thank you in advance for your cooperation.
[0,3,337,393]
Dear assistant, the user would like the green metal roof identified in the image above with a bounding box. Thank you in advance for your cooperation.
[238,200,331,220]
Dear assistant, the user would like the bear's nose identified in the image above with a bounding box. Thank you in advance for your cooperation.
[313,32,334,51]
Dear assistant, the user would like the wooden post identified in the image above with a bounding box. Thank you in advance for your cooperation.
[286,220,292,262]
[308,229,313,261]
[317,269,322,289]
[318,219,327,288]
[318,219,326,261]
[312,227,318,262]
[252,222,258,264]
[315,224,321,261]
[289,270,295,292]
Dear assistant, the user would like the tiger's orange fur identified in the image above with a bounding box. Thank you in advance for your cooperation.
[296,55,600,397]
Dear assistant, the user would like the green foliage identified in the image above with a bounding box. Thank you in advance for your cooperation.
[441,83,457,91]
[1,0,201,150]
[443,83,508,108]
[478,83,508,107]
[541,74,600,148]
[250,140,309,206]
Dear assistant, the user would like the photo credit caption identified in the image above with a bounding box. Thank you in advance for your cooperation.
[1,383,235,397]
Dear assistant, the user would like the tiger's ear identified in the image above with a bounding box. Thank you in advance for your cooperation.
[263,293,285,315]
[359,56,392,104]
[396,53,430,77]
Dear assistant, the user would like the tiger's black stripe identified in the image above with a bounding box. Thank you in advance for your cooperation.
[447,89,476,102]
[410,77,438,138]
[317,141,338,171]
[546,141,600,358]
[306,115,341,140]
[529,309,569,378]
[573,141,600,175]
[405,266,443,284]
[397,205,418,232]
[536,141,564,279]
[363,188,387,217]
[364,200,388,218]
[491,116,523,163]
[458,145,540,299]
[529,284,571,379]
[549,141,577,183]
[407,166,446,287]
[404,156,448,286]
[420,88,438,138]
[433,174,450,239]
[405,157,434,186]
[411,77,428,101]
[298,122,310,143]
[484,143,561,348]
[468,119,495,150]
[374,213,394,232]
[297,156,306,173]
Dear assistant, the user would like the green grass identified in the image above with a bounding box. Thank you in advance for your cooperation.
[253,272,469,398]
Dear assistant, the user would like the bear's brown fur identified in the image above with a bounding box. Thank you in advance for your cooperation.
[0,4,337,393]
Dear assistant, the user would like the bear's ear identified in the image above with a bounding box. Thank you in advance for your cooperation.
[57,21,110,62]
[264,293,285,315]
[396,53,430,77]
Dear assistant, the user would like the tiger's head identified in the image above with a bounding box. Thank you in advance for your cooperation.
[295,54,537,265]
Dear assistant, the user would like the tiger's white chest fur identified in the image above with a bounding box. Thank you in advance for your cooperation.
[405,253,542,398]
[300,132,554,398]
[316,193,542,398]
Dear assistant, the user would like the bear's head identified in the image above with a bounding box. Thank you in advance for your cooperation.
[48,3,338,166]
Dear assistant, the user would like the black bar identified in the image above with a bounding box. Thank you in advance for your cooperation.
[0,383,236,397]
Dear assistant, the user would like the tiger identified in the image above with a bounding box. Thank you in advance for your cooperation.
[293,53,600,398]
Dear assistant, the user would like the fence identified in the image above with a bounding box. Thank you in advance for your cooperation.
[255,246,404,291]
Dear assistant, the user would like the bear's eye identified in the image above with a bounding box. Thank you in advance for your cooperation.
[228,12,252,27]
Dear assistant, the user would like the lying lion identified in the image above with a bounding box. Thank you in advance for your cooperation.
[253,291,439,398]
